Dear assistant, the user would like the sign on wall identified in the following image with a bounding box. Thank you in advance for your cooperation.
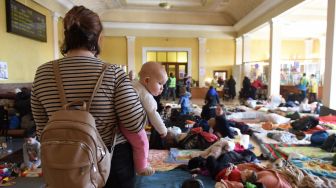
[6,0,47,42]
[0,62,9,80]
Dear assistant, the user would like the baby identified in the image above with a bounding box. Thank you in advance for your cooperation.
[119,62,168,176]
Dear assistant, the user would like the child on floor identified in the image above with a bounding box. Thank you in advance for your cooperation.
[21,127,41,170]
[208,104,235,139]
[179,86,192,115]
[119,62,168,176]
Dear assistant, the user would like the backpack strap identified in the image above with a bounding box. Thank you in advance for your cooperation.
[53,61,116,151]
[53,61,109,111]
[87,63,109,111]
[53,60,67,106]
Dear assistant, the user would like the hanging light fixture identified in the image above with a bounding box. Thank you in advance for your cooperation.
[158,1,171,9]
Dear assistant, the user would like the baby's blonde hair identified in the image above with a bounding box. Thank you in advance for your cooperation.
[139,62,166,81]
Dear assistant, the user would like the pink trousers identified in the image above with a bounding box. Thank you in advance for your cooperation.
[119,125,149,173]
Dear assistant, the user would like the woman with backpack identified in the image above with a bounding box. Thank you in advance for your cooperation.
[31,6,147,188]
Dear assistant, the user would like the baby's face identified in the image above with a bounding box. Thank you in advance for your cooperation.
[146,72,168,96]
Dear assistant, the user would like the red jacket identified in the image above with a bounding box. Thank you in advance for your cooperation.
[251,79,262,89]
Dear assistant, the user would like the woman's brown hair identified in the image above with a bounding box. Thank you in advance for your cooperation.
[61,6,102,56]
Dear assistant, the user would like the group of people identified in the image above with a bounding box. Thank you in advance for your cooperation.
[297,73,318,102]
[210,75,237,101]
[240,76,265,100]
[25,4,323,188]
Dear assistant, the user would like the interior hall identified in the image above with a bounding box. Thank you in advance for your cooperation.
[0,0,336,187]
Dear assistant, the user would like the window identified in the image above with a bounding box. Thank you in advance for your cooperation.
[146,51,188,63]
[146,51,188,81]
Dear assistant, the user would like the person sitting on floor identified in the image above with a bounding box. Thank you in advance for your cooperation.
[208,105,235,139]
[21,127,41,170]
[201,86,220,120]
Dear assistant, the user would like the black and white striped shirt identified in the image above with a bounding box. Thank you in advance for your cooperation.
[31,56,147,146]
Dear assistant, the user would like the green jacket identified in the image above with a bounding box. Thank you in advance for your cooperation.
[168,77,176,88]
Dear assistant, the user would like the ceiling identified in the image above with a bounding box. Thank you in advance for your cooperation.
[33,0,327,39]
[53,0,265,26]
[250,0,327,39]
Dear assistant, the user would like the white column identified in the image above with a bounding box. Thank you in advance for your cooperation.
[268,19,282,97]
[198,37,207,87]
[234,37,243,94]
[126,36,136,74]
[319,36,326,86]
[323,0,336,109]
[53,12,60,59]
[242,35,251,77]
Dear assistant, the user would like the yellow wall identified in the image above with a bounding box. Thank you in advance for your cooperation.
[250,39,308,61]
[206,39,235,79]
[0,0,54,83]
[250,40,269,62]
[312,39,320,55]
[282,40,305,59]
[134,37,199,80]
[100,36,127,65]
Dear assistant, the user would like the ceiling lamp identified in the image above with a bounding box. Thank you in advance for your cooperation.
[158,2,171,9]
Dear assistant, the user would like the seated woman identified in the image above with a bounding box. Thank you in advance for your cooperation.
[205,86,220,106]
[201,86,220,120]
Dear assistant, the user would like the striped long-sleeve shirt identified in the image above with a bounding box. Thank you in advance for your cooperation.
[31,56,147,146]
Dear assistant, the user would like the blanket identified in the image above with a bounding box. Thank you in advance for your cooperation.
[259,143,290,160]
[290,157,336,179]
[253,129,311,145]
[166,148,202,164]
[148,150,180,171]
[278,146,336,159]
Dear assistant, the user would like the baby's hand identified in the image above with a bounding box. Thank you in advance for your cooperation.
[160,132,167,138]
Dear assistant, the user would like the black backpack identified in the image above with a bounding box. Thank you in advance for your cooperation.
[321,134,336,152]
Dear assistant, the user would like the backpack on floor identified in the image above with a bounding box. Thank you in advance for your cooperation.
[321,134,336,152]
[41,62,116,188]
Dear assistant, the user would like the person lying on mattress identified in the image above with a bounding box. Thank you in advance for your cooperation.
[187,149,258,178]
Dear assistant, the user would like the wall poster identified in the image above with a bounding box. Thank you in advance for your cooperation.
[0,62,8,80]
